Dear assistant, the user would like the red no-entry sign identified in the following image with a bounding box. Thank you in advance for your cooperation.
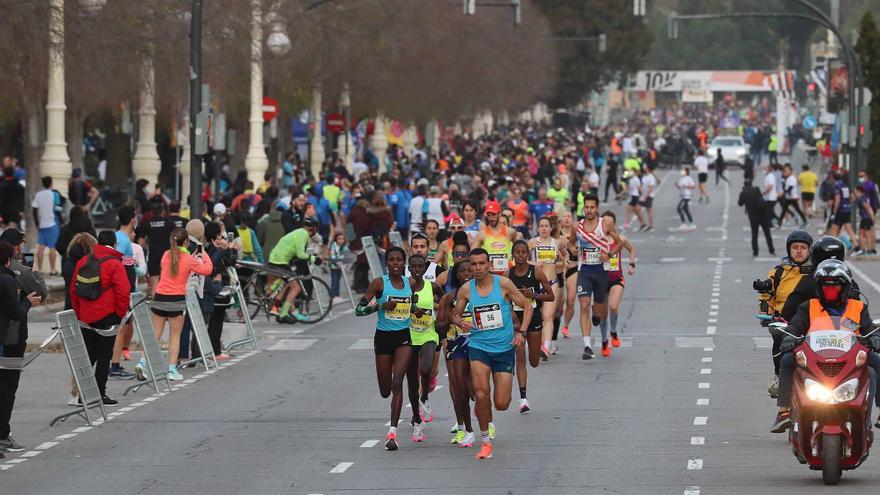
[262,96,278,122]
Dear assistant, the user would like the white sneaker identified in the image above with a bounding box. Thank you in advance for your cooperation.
[419,400,434,422]
[331,296,345,305]
[519,398,530,413]
[167,365,184,381]
[676,224,689,231]
[687,223,698,231]
[411,422,426,442]
[459,431,475,448]
[550,342,558,355]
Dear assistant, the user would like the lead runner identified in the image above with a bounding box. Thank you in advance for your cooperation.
[452,248,533,460]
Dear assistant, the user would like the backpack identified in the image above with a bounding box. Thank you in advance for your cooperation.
[75,255,114,300]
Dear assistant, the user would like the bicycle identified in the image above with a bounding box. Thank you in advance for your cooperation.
[237,261,333,324]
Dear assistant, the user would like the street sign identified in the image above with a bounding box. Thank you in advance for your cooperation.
[803,115,817,130]
[262,96,278,122]
[326,112,345,133]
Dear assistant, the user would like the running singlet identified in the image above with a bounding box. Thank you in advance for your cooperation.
[405,262,438,282]
[376,275,411,332]
[445,238,454,267]
[507,265,541,315]
[448,293,473,340]
[605,241,623,281]
[577,219,610,273]
[467,275,514,353]
[410,280,439,346]
[464,220,481,239]
[533,238,557,265]
[482,225,512,274]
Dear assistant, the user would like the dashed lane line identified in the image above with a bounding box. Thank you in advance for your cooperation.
[687,459,704,470]
[359,440,380,448]
[694,416,708,426]
[329,462,354,474]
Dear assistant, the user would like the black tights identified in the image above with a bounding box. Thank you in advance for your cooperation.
[406,342,436,424]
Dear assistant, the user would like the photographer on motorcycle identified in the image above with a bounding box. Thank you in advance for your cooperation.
[771,259,880,433]
[757,230,813,397]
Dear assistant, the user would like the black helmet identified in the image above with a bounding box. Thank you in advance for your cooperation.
[302,217,319,229]
[786,230,813,260]
[810,236,846,265]
[813,259,853,307]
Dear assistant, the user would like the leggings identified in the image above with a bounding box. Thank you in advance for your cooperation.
[677,198,693,223]
[780,198,806,224]
[406,341,437,423]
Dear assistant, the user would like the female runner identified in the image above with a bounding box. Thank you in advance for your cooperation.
[527,216,563,359]
[406,254,443,442]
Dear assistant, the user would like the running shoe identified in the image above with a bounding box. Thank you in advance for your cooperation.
[0,435,24,452]
[519,398,530,414]
[109,367,136,380]
[167,366,184,381]
[767,375,779,398]
[488,423,496,440]
[385,432,399,451]
[269,305,279,316]
[540,345,550,361]
[451,430,464,445]
[215,353,232,362]
[610,332,621,348]
[412,422,426,443]
[121,348,131,361]
[550,342,558,355]
[561,326,570,338]
[101,395,119,406]
[770,410,792,433]
[429,376,437,393]
[450,423,459,434]
[276,315,298,324]
[638,224,649,232]
[601,341,611,357]
[459,431,475,448]
[293,312,310,322]
[475,442,493,459]
[582,346,595,360]
[419,400,434,423]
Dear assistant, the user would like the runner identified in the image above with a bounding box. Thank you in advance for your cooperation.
[559,211,578,348]
[434,217,466,268]
[695,149,710,203]
[436,231,471,288]
[406,232,440,282]
[437,261,475,447]
[405,254,443,442]
[569,194,623,360]
[639,165,657,232]
[424,219,441,261]
[462,201,481,239]
[621,171,645,232]
[470,200,518,276]
[599,211,636,357]
[452,248,533,459]
[674,167,697,231]
[356,246,412,451]
[508,240,553,412]
[527,216,562,359]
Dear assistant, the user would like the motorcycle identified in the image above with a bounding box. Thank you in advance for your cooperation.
[769,322,879,485]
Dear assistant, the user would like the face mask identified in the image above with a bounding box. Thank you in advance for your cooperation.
[859,177,866,183]
[822,285,842,302]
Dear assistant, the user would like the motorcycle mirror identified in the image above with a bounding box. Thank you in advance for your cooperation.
[862,326,880,338]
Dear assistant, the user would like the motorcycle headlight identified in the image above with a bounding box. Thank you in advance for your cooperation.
[805,377,859,404]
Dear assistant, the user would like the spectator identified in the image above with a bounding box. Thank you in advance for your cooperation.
[109,206,138,379]
[0,241,41,455]
[739,179,775,257]
[256,202,286,257]
[307,185,335,248]
[329,232,347,303]
[61,232,97,405]
[32,176,61,274]
[0,166,24,228]
[144,227,213,381]
[55,206,96,270]
[232,212,264,263]
[201,222,238,361]
[69,230,130,406]
[67,168,98,211]
[281,192,307,233]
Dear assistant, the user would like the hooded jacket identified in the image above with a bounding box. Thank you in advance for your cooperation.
[257,209,286,256]
[70,244,130,325]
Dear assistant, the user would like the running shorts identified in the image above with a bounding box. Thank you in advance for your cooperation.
[609,276,625,289]
[860,218,874,230]
[639,197,654,209]
[469,347,515,374]
[373,329,411,355]
[832,211,851,227]
[576,268,609,303]
[556,272,564,286]
[801,192,814,202]
[698,172,708,183]
[565,266,578,279]
[629,196,640,207]
[514,310,542,333]
[446,334,470,361]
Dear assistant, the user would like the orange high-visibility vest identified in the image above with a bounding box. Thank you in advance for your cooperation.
[807,299,864,334]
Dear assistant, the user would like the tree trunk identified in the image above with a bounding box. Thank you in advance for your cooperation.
[66,108,85,175]
[24,100,44,247]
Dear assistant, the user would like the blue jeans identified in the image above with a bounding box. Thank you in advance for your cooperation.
[330,269,342,298]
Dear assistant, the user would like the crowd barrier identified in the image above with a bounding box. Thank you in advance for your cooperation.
[123,292,173,398]
[362,237,385,281]
[224,267,259,352]
[49,310,109,427]
[388,231,403,248]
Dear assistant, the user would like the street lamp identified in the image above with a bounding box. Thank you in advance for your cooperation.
[266,13,291,56]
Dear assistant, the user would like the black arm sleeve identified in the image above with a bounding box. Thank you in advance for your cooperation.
[786,300,812,338]
[859,305,873,334]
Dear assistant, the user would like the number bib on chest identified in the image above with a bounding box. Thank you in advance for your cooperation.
[385,296,411,321]
[536,245,556,264]
[473,303,504,331]
[604,254,620,272]
[581,247,601,265]
[411,309,434,331]
[512,298,537,312]
[489,254,508,272]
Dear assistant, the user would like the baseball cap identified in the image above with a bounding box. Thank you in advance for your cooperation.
[448,215,464,226]
[484,201,501,214]
[417,178,429,187]
[0,229,24,245]
[213,203,227,216]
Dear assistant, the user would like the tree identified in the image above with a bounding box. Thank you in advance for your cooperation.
[856,11,880,175]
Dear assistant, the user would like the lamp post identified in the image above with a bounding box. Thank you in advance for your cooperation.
[132,57,162,185]
[244,0,269,187]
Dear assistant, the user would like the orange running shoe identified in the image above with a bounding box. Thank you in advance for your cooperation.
[601,341,611,357]
[561,326,570,338]
[385,432,398,451]
[475,442,493,459]
[611,333,621,348]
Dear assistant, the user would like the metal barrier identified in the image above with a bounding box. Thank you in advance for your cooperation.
[49,310,108,427]
[389,231,403,248]
[0,330,60,371]
[362,236,385,280]
[224,266,259,352]
[124,292,173,397]
[178,288,218,370]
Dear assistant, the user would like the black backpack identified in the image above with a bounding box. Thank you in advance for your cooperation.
[75,255,114,300]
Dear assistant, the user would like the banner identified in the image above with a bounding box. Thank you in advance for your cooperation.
[628,70,796,93]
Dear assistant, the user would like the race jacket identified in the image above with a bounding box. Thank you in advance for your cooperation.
[785,299,871,338]
[759,258,808,315]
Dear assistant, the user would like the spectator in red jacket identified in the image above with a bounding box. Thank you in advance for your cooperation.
[69,230,130,405]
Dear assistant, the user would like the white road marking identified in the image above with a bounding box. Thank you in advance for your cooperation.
[694,417,708,426]
[703,348,713,352]
[687,458,703,470]
[691,436,705,445]
[118,407,134,412]
[330,462,354,473]
[707,319,717,323]
[848,263,880,297]
[0,464,14,470]
[710,298,719,303]
[701,357,712,363]
[55,433,77,440]
[659,257,686,263]
[709,311,718,316]
[34,441,59,450]
[684,486,701,495]
[72,426,92,433]
[700,369,712,375]
[705,326,716,335]
[360,440,380,448]
[696,398,710,406]
[143,397,158,402]
[709,304,719,310]
[269,339,318,351]
[131,401,147,407]
[698,383,710,389]
[20,451,41,458]
[6,458,27,464]
[349,338,374,350]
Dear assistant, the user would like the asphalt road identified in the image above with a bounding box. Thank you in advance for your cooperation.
[5,168,880,494]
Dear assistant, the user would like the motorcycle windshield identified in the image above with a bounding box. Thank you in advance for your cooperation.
[808,329,855,356]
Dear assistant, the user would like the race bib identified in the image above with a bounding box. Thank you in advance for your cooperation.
[536,245,556,264]
[512,298,537,312]
[489,254,508,272]
[581,247,600,265]
[458,311,473,335]
[604,254,620,272]
[473,303,503,331]
[411,308,433,331]
[384,296,411,321]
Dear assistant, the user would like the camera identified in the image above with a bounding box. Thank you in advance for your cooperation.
[22,252,34,269]
[753,278,773,294]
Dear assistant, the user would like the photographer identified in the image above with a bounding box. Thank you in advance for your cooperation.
[201,222,238,360]
[755,230,812,398]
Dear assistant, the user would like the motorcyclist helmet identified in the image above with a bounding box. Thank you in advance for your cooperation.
[813,259,853,307]
[810,236,845,265]
[786,230,813,262]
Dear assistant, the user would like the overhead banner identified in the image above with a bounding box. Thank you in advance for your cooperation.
[628,70,796,93]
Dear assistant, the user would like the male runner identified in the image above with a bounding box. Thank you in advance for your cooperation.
[569,194,622,359]
[452,248,533,459]
[406,232,440,281]
[470,201,519,275]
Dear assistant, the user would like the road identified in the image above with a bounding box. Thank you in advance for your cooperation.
[5,169,880,494]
